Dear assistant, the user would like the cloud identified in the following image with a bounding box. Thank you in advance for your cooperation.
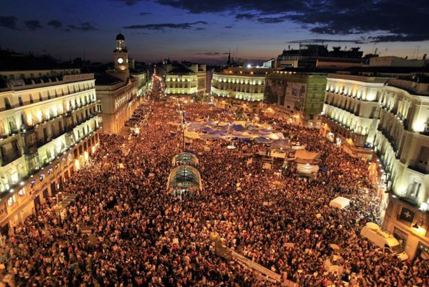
[139,12,152,16]
[68,22,97,31]
[257,15,288,24]
[112,0,142,6]
[0,16,18,30]
[225,25,232,28]
[235,13,256,20]
[47,20,62,29]
[152,0,429,42]
[123,21,207,31]
[25,20,42,30]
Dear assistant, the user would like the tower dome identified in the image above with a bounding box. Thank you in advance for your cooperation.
[116,33,125,41]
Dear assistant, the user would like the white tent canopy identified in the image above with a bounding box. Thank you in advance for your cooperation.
[295,150,320,163]
[329,196,351,209]
[297,163,319,175]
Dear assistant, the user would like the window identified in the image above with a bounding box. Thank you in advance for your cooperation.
[7,195,17,207]
[12,140,20,152]
[393,227,408,251]
[4,98,12,109]
[407,180,421,199]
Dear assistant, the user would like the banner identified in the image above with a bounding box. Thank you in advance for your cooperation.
[398,207,414,224]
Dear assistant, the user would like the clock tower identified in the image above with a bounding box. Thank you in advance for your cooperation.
[114,33,129,73]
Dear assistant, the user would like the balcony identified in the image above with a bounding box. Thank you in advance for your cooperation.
[20,124,36,134]
[377,127,398,152]
[0,131,20,141]
[1,151,22,166]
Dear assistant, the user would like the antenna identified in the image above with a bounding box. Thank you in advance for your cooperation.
[416,46,420,59]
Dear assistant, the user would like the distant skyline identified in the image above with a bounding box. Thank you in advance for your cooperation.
[1,0,429,64]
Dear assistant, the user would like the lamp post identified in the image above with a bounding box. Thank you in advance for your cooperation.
[179,105,186,151]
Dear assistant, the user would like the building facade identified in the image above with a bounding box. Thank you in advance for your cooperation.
[276,45,366,70]
[320,74,386,158]
[265,70,327,127]
[374,77,429,259]
[96,34,147,134]
[165,63,207,97]
[211,67,272,114]
[319,73,429,259]
[0,69,100,231]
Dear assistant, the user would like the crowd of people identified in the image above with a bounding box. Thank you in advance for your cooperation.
[0,89,428,286]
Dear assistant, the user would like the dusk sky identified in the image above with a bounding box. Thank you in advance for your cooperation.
[1,0,429,64]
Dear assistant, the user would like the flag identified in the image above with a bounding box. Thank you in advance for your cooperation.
[399,207,414,224]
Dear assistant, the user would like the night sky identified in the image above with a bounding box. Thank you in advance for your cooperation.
[1,0,429,64]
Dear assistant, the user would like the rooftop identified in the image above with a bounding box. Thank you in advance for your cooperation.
[94,73,123,86]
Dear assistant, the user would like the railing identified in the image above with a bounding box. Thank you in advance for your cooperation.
[232,251,281,281]
[378,127,399,152]
[328,73,388,83]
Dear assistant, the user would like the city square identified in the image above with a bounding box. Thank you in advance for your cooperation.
[1,1,429,286]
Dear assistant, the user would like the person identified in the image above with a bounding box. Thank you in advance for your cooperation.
[1,97,427,287]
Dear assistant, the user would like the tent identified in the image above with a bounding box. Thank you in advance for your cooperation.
[297,163,319,175]
[201,127,214,133]
[255,137,272,144]
[232,124,246,131]
[295,150,320,163]
[329,197,351,209]
[184,131,201,139]
[270,139,290,149]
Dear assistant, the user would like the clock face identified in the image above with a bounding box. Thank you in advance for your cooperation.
[117,57,124,64]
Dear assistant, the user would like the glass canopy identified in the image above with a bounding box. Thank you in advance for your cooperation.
[172,152,199,167]
[167,165,202,195]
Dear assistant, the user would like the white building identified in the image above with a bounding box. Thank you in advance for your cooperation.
[165,63,206,97]
[321,74,386,157]
[0,68,100,230]
[321,73,429,259]
[211,67,272,114]
[374,77,429,259]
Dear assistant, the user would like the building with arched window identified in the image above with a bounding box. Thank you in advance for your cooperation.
[320,72,429,259]
[95,34,147,134]
[0,67,100,230]
[320,74,386,158]
[211,67,273,114]
[374,77,429,260]
[165,63,207,97]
